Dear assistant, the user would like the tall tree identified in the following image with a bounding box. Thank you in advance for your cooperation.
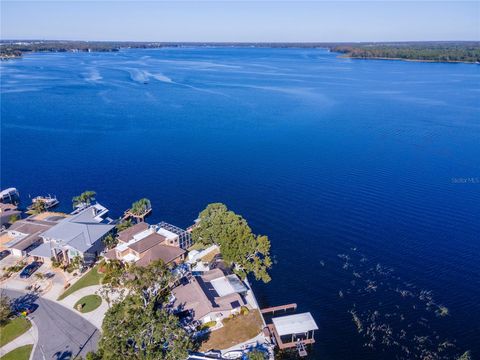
[100,260,172,306]
[72,190,96,208]
[30,199,47,214]
[103,234,118,250]
[0,292,11,325]
[98,260,188,360]
[116,219,133,232]
[100,295,191,360]
[192,203,272,283]
[126,260,172,306]
[130,198,151,216]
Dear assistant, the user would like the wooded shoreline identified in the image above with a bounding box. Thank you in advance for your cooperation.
[1,40,479,63]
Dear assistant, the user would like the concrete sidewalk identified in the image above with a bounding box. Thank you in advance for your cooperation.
[57,285,111,329]
[0,323,37,357]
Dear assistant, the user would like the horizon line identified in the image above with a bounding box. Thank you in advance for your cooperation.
[2,39,479,43]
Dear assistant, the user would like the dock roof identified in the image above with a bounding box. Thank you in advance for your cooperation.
[272,312,318,336]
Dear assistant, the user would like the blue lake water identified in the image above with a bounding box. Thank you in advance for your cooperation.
[1,48,479,359]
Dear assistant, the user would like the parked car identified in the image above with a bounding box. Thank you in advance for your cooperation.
[0,250,10,261]
[19,262,42,278]
[14,302,38,315]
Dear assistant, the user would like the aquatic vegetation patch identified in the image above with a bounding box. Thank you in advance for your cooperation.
[335,248,467,360]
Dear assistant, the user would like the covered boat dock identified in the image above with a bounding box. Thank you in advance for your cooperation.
[267,312,318,357]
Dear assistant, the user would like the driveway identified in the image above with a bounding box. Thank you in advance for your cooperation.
[3,290,100,360]
[0,253,20,275]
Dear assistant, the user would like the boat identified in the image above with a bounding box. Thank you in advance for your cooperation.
[0,188,20,205]
[28,195,59,210]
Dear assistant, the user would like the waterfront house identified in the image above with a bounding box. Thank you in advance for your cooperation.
[1,215,62,257]
[34,203,115,265]
[104,221,187,267]
[171,268,249,324]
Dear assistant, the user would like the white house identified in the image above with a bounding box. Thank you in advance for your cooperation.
[30,203,114,265]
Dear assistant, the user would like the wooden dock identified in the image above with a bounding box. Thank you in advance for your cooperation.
[122,207,152,222]
[261,303,297,315]
[296,341,308,357]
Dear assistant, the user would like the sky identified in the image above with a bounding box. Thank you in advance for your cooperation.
[1,1,479,42]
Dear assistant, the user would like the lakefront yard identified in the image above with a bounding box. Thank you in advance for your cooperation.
[199,309,263,351]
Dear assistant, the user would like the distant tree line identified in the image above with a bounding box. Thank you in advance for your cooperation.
[0,40,177,59]
[1,40,479,63]
[331,42,480,63]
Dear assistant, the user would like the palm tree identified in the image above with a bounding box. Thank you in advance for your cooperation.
[130,198,151,216]
[72,190,96,209]
[116,219,133,232]
[103,233,118,250]
[31,199,47,214]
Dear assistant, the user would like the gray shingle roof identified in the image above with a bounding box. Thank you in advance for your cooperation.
[28,242,53,258]
[41,204,114,253]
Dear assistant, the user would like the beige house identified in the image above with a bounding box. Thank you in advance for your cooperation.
[105,222,186,267]
[1,215,63,258]
[172,268,249,324]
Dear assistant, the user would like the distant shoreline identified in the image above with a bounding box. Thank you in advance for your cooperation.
[1,40,479,64]
[339,54,479,64]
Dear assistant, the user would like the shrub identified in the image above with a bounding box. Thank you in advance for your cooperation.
[51,258,61,268]
[86,351,102,360]
[8,214,19,224]
[248,350,266,360]
[5,262,26,273]
[240,306,250,315]
[199,320,217,330]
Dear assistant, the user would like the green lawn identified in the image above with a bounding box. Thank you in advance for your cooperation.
[0,317,32,347]
[58,264,104,301]
[74,294,102,313]
[0,344,33,360]
[188,242,206,251]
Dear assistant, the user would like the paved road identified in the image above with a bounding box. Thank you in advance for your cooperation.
[4,290,100,360]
